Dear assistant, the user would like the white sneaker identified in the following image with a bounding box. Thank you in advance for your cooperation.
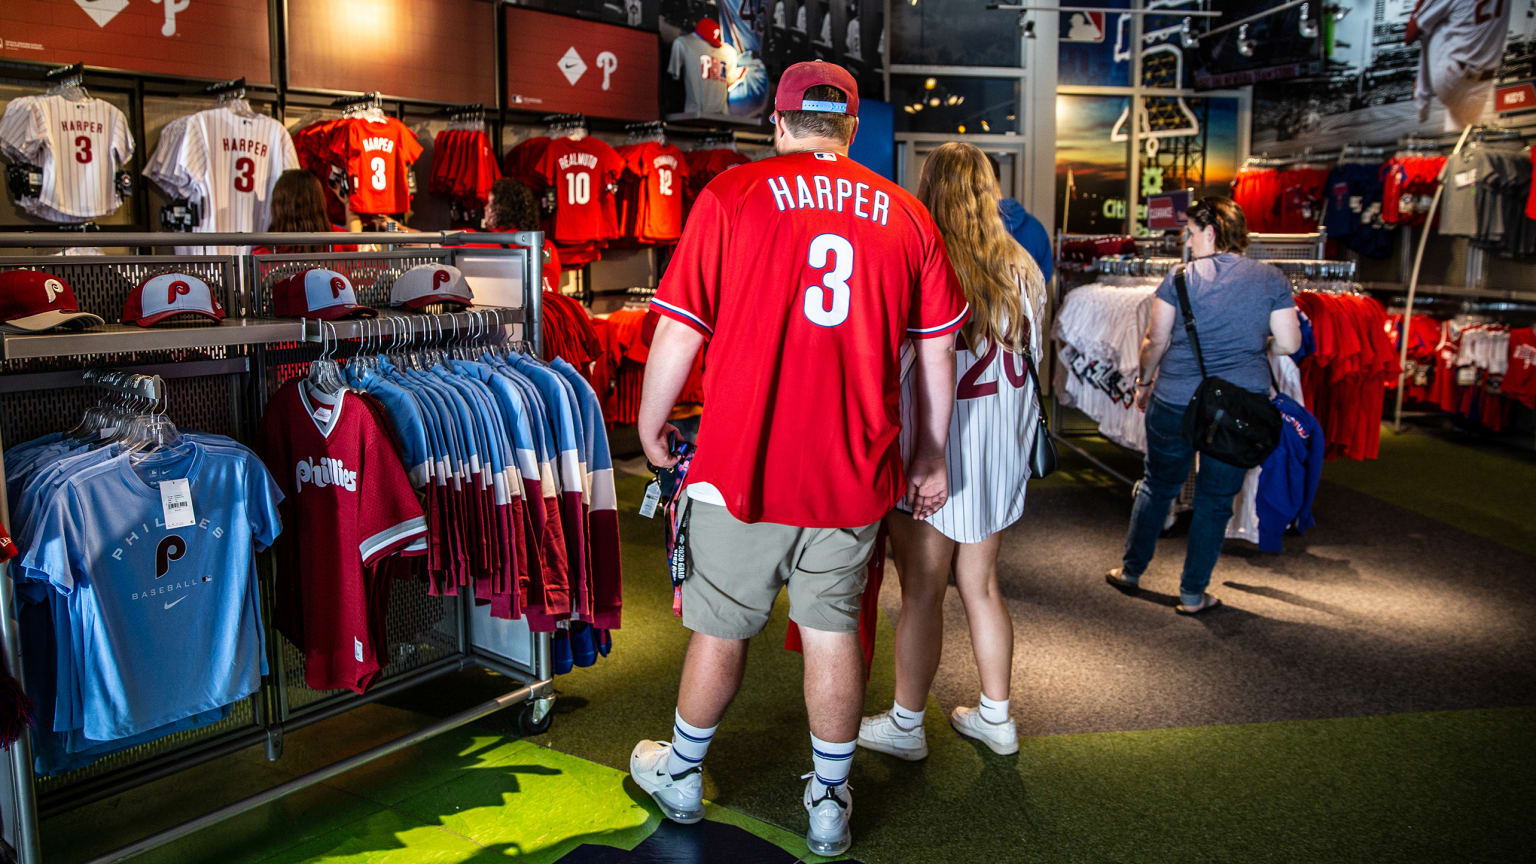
[629,740,705,824]
[802,775,853,857]
[950,706,1019,755]
[857,710,928,761]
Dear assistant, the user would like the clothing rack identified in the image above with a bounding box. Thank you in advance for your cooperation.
[0,232,556,864]
[42,63,83,85]
[203,77,247,98]
[330,91,383,110]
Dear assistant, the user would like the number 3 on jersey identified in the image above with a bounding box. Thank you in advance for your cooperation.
[803,233,853,327]
[370,157,387,191]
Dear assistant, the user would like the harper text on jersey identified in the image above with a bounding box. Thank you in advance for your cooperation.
[362,137,397,154]
[766,174,890,226]
[222,137,271,157]
[296,456,359,492]
[61,120,105,133]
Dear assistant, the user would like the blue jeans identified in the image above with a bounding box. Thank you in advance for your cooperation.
[1121,398,1247,606]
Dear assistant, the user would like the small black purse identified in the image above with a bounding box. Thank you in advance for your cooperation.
[1021,348,1058,479]
[1171,264,1282,469]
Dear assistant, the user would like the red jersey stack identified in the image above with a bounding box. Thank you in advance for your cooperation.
[1382,154,1447,226]
[292,116,424,215]
[617,141,691,244]
[653,149,969,526]
[1503,327,1536,409]
[682,147,751,211]
[1232,165,1330,233]
[258,380,428,693]
[1293,292,1399,461]
[430,128,499,206]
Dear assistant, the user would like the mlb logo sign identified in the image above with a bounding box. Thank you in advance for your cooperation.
[1064,11,1106,43]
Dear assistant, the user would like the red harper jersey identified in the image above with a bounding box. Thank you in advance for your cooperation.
[653,150,969,528]
[258,381,427,693]
[535,136,624,246]
[623,142,691,243]
[329,116,423,214]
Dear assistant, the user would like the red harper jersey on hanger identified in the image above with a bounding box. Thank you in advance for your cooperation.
[623,142,691,243]
[652,150,969,528]
[535,136,624,246]
[258,380,427,693]
[329,116,423,214]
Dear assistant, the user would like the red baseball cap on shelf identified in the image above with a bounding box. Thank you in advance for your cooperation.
[122,272,227,326]
[272,268,377,320]
[0,270,104,332]
[774,61,859,118]
[391,264,473,310]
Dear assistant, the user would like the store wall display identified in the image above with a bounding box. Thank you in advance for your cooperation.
[1251,0,1536,150]
[287,0,496,105]
[0,90,134,222]
[1057,0,1131,87]
[506,8,660,121]
[0,0,272,83]
[1191,0,1325,89]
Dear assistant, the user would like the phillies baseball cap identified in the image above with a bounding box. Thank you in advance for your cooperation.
[272,268,377,320]
[391,264,474,310]
[0,270,104,332]
[122,272,227,326]
[774,61,859,117]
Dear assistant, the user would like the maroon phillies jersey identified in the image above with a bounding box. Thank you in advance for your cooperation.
[535,136,624,246]
[259,381,427,693]
[652,150,968,527]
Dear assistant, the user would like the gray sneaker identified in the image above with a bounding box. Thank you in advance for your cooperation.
[802,774,853,857]
[629,740,705,824]
[950,706,1019,755]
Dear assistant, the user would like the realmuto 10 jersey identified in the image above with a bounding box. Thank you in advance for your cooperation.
[0,95,134,219]
[535,136,625,245]
[652,150,969,528]
[258,380,427,693]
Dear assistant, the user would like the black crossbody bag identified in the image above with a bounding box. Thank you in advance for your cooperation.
[1021,348,1058,478]
[1171,264,1283,469]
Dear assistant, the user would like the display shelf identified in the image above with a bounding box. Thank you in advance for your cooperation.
[0,318,302,360]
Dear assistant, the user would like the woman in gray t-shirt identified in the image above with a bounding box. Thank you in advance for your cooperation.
[1105,196,1302,614]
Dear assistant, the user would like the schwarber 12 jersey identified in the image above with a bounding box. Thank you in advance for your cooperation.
[623,141,691,243]
[0,95,133,220]
[652,150,969,528]
[259,381,427,693]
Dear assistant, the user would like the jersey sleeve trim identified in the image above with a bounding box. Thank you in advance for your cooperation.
[650,299,714,336]
[909,304,971,338]
[360,516,428,565]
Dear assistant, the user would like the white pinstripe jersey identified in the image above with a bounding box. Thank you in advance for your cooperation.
[898,267,1045,544]
[0,95,133,220]
[146,107,299,255]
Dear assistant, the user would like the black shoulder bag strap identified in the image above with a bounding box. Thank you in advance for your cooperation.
[1172,264,1210,381]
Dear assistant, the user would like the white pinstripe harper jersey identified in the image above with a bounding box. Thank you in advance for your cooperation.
[145,107,299,255]
[0,95,133,220]
[898,267,1045,544]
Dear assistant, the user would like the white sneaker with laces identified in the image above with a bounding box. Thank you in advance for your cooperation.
[950,706,1019,755]
[802,774,853,857]
[629,740,705,824]
[856,710,928,760]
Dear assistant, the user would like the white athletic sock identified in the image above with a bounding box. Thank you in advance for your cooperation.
[809,732,856,793]
[890,700,925,731]
[667,709,717,776]
[979,693,1010,725]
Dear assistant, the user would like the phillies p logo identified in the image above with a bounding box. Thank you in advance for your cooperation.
[433,270,452,291]
[156,535,186,579]
[167,280,192,305]
[43,279,64,303]
[330,277,347,299]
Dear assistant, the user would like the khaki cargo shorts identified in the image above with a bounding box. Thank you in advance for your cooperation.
[682,501,879,640]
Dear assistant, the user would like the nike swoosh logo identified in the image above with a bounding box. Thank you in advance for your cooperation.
[164,596,187,610]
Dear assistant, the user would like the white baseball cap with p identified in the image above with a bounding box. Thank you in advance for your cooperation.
[122,272,227,326]
[391,264,474,310]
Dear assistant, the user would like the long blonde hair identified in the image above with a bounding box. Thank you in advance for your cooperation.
[917,142,1045,353]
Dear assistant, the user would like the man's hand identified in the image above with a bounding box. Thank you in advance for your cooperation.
[905,452,948,520]
[1135,381,1154,412]
[641,422,683,469]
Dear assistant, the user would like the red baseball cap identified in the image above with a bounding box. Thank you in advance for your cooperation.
[272,268,377,320]
[0,270,104,332]
[122,272,227,326]
[774,61,859,118]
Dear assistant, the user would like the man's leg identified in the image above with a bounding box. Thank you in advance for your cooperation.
[799,625,865,744]
[666,632,749,776]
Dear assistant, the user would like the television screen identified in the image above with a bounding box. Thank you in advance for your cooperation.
[1193,0,1325,89]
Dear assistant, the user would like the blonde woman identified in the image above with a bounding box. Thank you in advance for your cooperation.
[859,142,1047,759]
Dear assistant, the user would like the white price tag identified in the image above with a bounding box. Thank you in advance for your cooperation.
[639,480,662,518]
[1455,169,1476,189]
[159,478,195,529]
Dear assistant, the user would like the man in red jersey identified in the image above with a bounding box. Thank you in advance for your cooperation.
[627,61,967,858]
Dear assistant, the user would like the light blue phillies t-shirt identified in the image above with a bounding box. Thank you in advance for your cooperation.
[18,442,282,742]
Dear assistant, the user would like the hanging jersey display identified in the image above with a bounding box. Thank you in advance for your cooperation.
[619,141,691,244]
[534,136,625,248]
[0,94,134,221]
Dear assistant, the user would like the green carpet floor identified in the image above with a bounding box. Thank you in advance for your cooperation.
[40,424,1536,863]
